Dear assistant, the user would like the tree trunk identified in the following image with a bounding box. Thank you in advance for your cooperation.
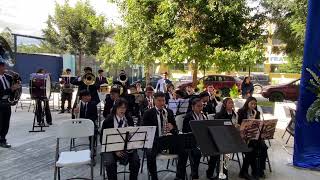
[248,66,251,77]
[192,60,198,87]
[145,63,151,87]
[77,51,82,76]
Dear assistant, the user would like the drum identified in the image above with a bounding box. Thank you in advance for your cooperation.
[30,73,51,100]
[100,83,110,94]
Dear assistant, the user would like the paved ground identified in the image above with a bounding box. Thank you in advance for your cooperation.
[1,94,320,180]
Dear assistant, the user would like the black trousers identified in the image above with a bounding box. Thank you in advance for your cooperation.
[103,151,140,180]
[146,135,188,180]
[241,140,268,176]
[36,100,52,124]
[0,105,11,143]
[188,148,202,178]
[61,92,72,111]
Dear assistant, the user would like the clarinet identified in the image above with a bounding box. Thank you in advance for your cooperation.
[161,108,169,136]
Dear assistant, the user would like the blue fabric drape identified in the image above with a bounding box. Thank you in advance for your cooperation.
[293,0,320,169]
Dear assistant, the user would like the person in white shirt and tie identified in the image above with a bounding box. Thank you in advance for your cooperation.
[0,62,19,148]
[59,68,73,113]
[100,98,140,180]
[156,72,172,93]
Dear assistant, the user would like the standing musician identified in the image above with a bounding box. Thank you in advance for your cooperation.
[35,68,52,126]
[59,68,73,113]
[238,97,267,179]
[71,67,100,105]
[142,92,188,180]
[100,98,140,180]
[206,85,219,109]
[96,69,108,86]
[103,87,120,118]
[0,62,19,148]
[72,90,98,153]
[113,70,130,96]
[182,98,207,179]
[208,97,238,180]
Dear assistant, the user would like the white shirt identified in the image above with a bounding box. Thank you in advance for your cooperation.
[156,78,166,92]
[114,115,126,128]
[0,74,10,90]
[192,112,207,121]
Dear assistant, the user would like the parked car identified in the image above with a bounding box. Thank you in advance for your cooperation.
[238,74,270,94]
[178,75,242,97]
[131,75,162,89]
[262,79,300,102]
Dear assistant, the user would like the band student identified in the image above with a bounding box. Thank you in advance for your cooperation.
[72,90,98,154]
[35,68,52,126]
[182,98,207,179]
[164,83,175,105]
[103,87,120,118]
[0,62,19,148]
[208,97,238,180]
[238,97,268,180]
[206,84,219,109]
[71,67,100,105]
[142,86,155,112]
[100,98,140,180]
[96,69,108,86]
[142,92,188,180]
[59,68,73,113]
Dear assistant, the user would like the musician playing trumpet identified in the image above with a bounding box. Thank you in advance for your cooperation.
[100,98,140,180]
[59,68,73,113]
[142,92,188,180]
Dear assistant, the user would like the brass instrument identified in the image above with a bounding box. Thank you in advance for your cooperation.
[60,75,74,93]
[82,72,96,86]
[118,71,128,85]
[213,89,222,98]
[0,36,22,106]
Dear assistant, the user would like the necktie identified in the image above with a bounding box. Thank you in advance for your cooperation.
[84,103,87,117]
[67,77,69,84]
[159,109,164,127]
[2,76,8,89]
[118,118,124,128]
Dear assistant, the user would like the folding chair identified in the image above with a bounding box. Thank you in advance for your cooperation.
[207,114,215,120]
[175,114,186,132]
[54,119,95,180]
[282,108,296,144]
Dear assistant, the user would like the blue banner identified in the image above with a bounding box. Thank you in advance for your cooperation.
[293,0,320,168]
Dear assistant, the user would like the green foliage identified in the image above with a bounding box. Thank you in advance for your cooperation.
[229,84,240,99]
[197,79,205,92]
[262,0,307,72]
[43,0,110,55]
[17,43,61,54]
[0,27,13,48]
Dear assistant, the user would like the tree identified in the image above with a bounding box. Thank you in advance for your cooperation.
[262,0,307,73]
[17,42,62,54]
[0,27,13,48]
[43,0,111,74]
[155,0,265,85]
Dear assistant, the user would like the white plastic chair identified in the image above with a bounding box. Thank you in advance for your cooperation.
[215,102,222,113]
[175,114,186,132]
[54,119,95,180]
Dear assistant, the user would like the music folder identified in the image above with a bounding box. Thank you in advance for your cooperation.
[190,120,250,156]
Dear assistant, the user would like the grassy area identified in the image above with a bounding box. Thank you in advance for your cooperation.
[258,101,275,107]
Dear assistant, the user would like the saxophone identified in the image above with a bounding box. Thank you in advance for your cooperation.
[161,108,169,136]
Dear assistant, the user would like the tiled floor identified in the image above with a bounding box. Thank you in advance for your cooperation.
[0,105,320,180]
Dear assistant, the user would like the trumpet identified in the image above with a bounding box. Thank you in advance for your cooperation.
[118,71,128,85]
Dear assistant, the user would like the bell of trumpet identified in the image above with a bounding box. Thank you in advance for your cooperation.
[118,71,128,85]
[82,72,96,86]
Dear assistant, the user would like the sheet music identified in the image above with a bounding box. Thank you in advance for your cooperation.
[168,98,189,114]
[240,119,278,141]
[101,126,156,153]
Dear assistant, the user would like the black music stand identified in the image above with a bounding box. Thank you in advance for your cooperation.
[29,99,49,132]
[100,126,156,179]
[190,120,250,180]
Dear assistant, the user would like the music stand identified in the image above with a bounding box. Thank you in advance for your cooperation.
[190,120,250,180]
[100,126,156,178]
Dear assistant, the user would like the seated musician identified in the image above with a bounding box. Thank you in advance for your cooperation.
[142,92,188,180]
[96,69,108,86]
[238,97,267,179]
[100,98,140,180]
[71,67,100,105]
[206,84,220,109]
[199,91,216,115]
[165,83,175,105]
[124,85,139,117]
[103,87,120,118]
[182,98,207,179]
[35,68,52,125]
[141,86,155,113]
[72,90,98,150]
[207,98,237,179]
[135,81,144,93]
[59,68,73,113]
